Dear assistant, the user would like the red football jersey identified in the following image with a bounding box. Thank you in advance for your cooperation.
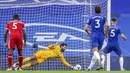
[6,20,25,37]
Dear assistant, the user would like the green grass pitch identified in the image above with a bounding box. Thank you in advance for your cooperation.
[0,71,130,73]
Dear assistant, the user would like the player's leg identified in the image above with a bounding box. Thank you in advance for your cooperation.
[22,55,45,68]
[101,52,106,68]
[14,54,37,65]
[17,49,23,70]
[113,44,125,71]
[95,36,106,69]
[13,55,37,70]
[16,50,44,69]
[87,47,100,71]
[14,50,42,66]
[98,36,105,59]
[17,38,23,69]
[93,47,101,65]
[119,55,125,71]
[96,37,105,68]
[98,43,113,71]
[7,49,13,70]
[23,55,36,63]
[7,38,15,70]
[22,59,39,68]
[101,44,112,68]
[87,37,100,70]
[96,37,111,71]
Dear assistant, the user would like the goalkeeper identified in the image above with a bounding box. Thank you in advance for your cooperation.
[13,42,76,70]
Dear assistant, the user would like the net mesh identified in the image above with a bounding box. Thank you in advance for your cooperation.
[0,0,108,70]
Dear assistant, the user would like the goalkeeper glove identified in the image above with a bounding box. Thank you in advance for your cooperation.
[55,41,61,46]
[32,43,38,48]
[70,66,77,70]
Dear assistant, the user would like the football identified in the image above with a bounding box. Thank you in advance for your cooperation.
[75,64,81,70]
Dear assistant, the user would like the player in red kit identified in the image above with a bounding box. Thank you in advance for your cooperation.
[4,14,26,71]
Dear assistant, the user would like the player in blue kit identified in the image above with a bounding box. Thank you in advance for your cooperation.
[85,6,109,71]
[100,18,127,71]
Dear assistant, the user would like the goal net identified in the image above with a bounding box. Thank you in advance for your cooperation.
[0,0,110,71]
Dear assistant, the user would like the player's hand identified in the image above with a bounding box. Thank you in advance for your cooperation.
[23,43,26,48]
[32,43,38,48]
[56,41,61,46]
[123,37,127,41]
[4,43,8,48]
[87,31,91,37]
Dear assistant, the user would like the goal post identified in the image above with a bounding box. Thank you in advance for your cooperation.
[106,0,111,71]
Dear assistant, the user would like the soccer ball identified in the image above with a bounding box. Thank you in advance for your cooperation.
[13,63,19,71]
[75,64,81,70]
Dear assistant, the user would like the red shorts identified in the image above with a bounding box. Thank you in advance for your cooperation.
[8,37,23,49]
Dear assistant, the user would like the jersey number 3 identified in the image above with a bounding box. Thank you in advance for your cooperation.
[95,19,100,28]
[12,23,17,29]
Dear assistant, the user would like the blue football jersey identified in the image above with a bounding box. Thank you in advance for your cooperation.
[87,14,107,36]
[108,26,122,42]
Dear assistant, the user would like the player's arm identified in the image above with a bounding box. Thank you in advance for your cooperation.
[59,54,73,68]
[120,33,127,41]
[105,21,109,38]
[85,18,91,37]
[4,28,9,47]
[85,24,91,37]
[22,27,27,47]
[118,27,127,41]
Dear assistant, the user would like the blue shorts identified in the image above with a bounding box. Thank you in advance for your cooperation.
[91,36,104,49]
[103,42,122,56]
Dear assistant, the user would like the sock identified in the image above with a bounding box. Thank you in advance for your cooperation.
[94,51,101,65]
[119,57,124,70]
[101,55,105,68]
[18,54,23,68]
[23,57,31,63]
[88,55,97,69]
[8,53,12,68]
[22,63,31,68]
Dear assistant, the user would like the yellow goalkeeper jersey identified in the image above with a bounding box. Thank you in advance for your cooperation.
[37,45,71,67]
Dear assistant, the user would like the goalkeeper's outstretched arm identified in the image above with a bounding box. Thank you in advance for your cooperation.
[59,54,75,69]
[59,54,71,67]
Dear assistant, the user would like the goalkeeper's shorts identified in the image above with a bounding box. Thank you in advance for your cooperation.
[34,50,45,64]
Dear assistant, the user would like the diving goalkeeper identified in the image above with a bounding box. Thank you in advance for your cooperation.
[13,43,77,70]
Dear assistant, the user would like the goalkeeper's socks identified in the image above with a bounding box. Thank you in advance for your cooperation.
[23,57,31,63]
[22,63,31,68]
[88,55,97,69]
[18,54,23,68]
[101,54,105,68]
[94,51,101,65]
[8,53,12,68]
[119,56,124,70]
